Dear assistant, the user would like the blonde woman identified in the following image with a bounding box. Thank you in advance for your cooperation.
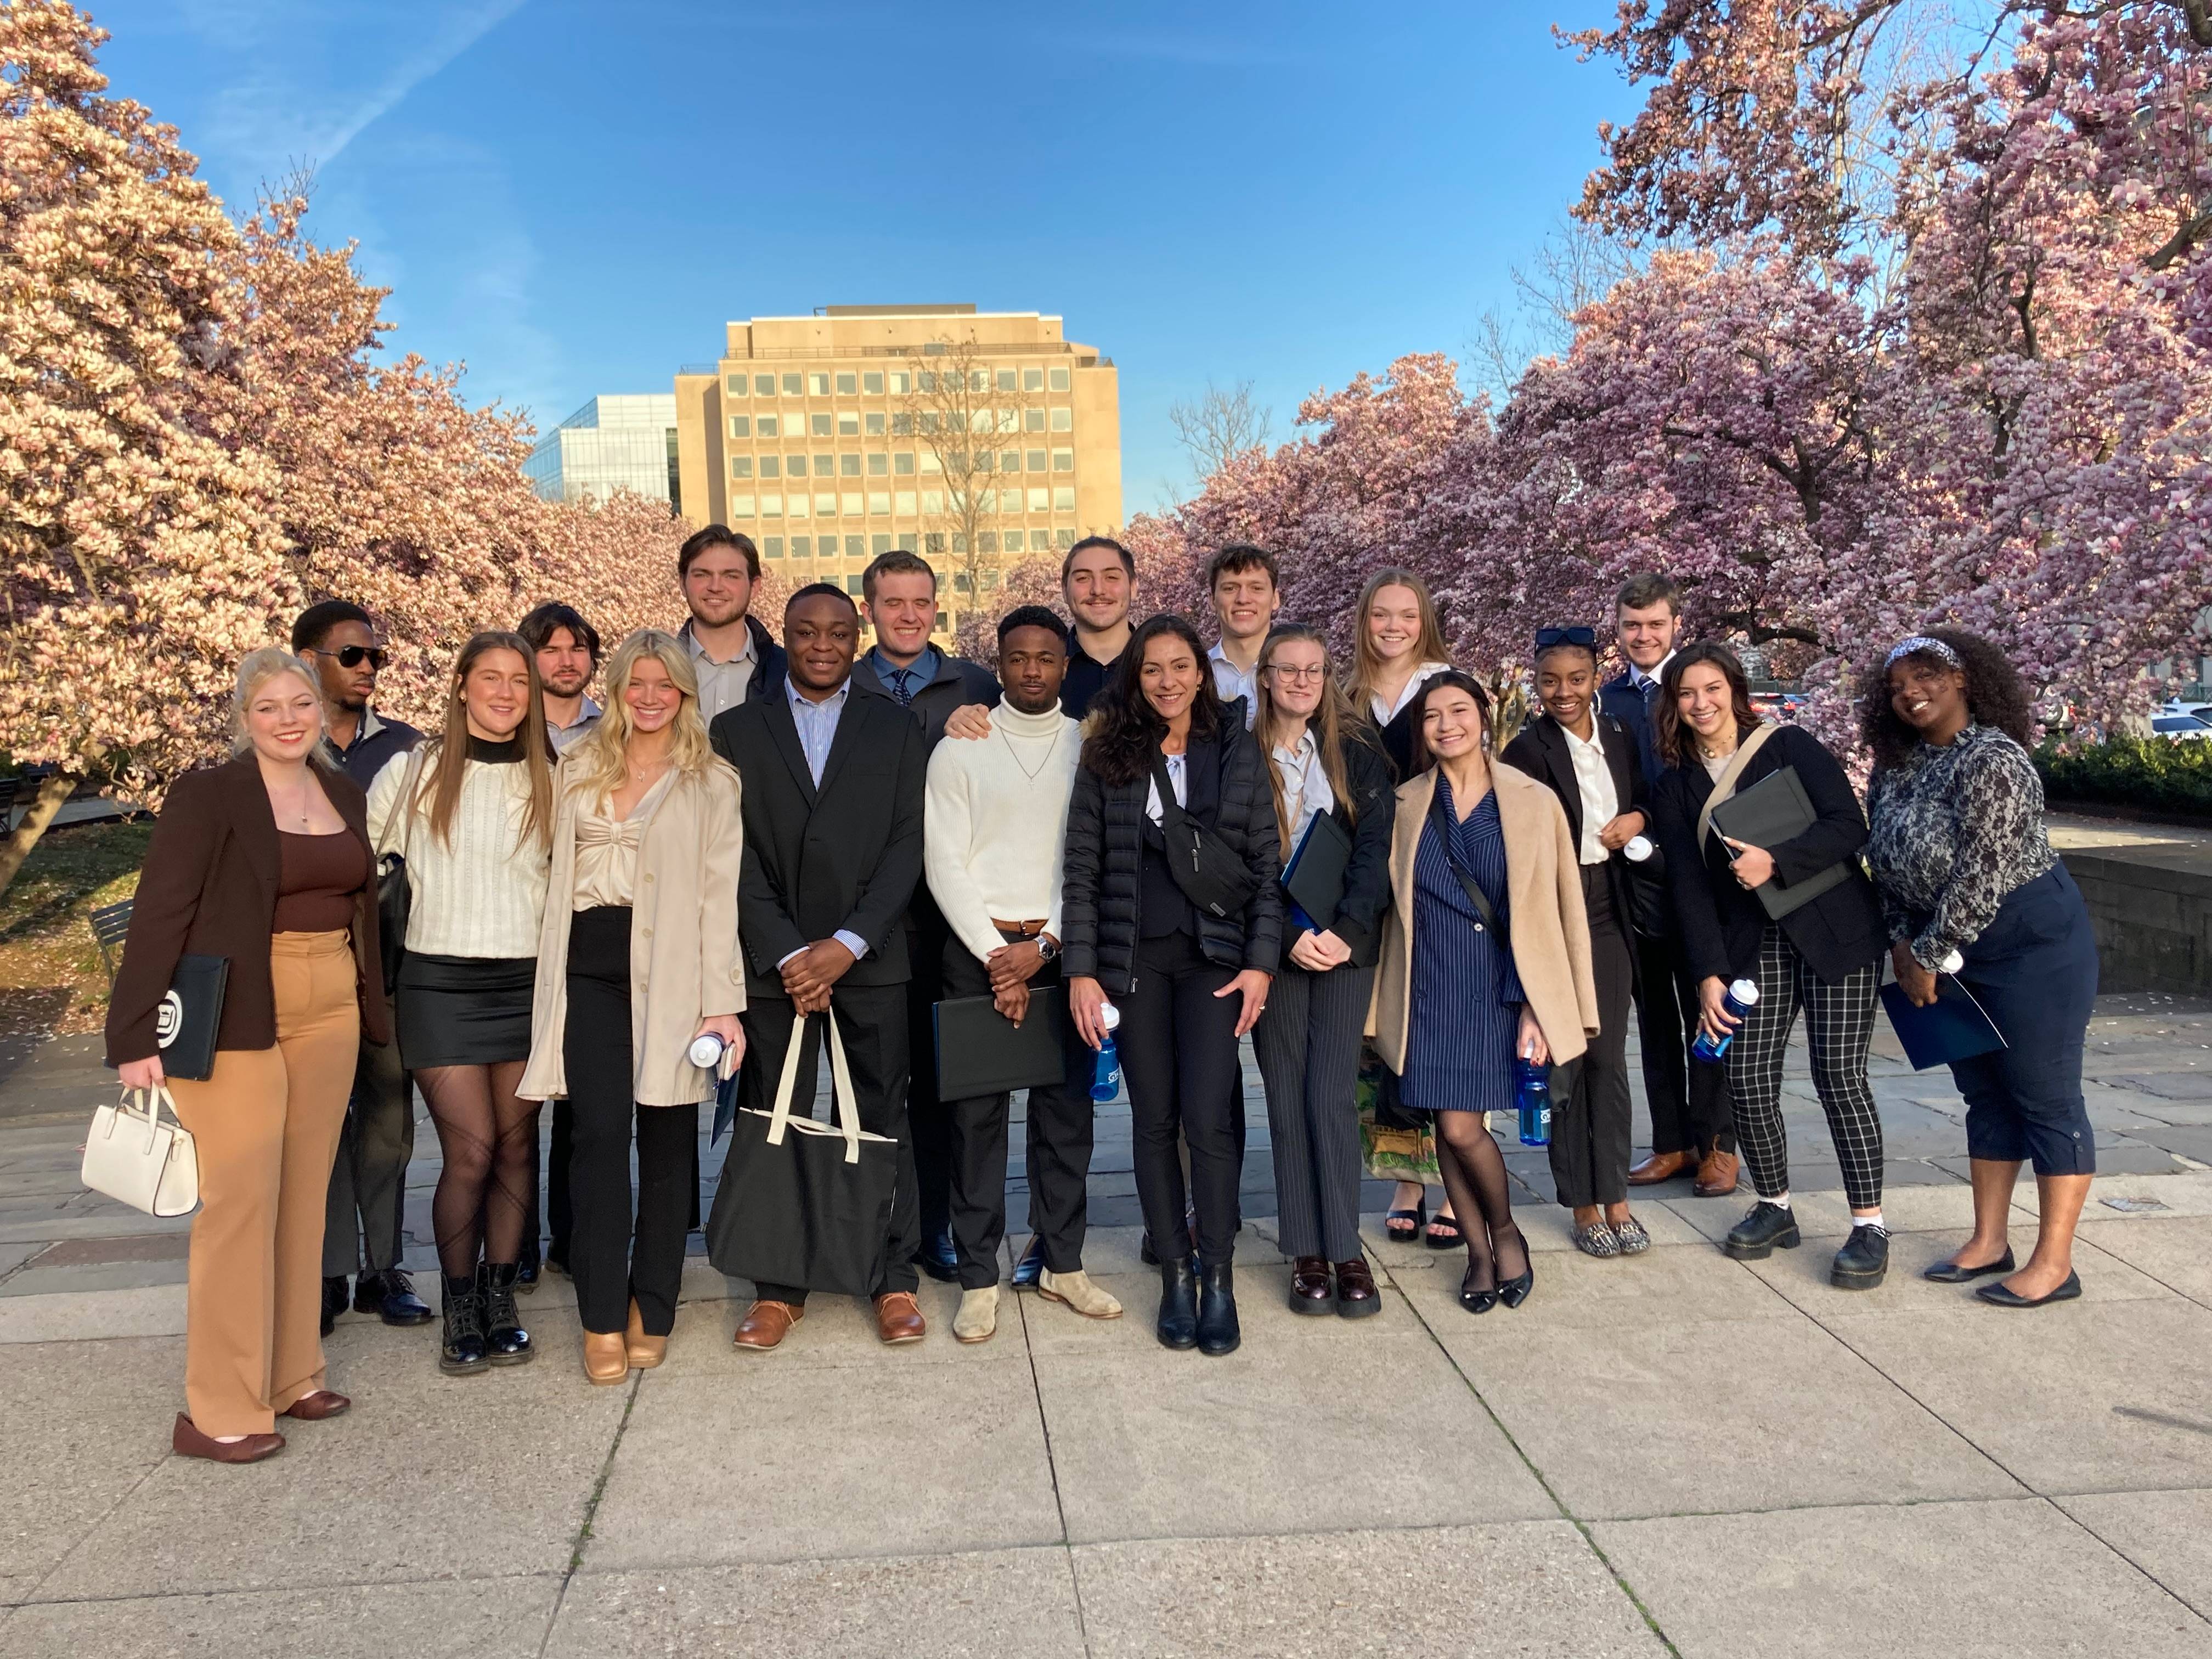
[108,648,387,1463]
[519,630,746,1384]
[366,632,554,1376]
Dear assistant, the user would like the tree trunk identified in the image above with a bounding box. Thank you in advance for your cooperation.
[0,772,81,898]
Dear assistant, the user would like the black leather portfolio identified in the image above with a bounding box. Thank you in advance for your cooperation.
[934,987,1069,1098]
[1281,810,1353,932]
[156,953,230,1082]
[1706,766,1853,920]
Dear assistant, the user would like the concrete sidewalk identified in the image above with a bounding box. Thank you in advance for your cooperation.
[3,996,2211,1655]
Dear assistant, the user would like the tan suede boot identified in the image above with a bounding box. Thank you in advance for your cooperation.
[1038,1268,1124,1320]
[952,1285,999,1344]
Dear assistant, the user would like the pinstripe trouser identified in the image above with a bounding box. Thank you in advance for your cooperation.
[1725,923,1884,1211]
[1252,962,1374,1262]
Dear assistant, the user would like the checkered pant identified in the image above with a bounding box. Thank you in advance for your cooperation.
[1725,924,1884,1211]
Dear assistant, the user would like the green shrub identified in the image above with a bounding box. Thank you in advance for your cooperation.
[2035,736,2212,816]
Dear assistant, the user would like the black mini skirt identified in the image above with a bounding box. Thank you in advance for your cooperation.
[396,952,535,1068]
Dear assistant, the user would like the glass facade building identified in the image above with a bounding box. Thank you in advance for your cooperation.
[525,394,682,510]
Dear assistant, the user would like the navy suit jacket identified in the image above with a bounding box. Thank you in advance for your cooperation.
[1599,670,1664,789]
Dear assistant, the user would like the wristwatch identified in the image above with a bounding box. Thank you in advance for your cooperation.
[1036,934,1060,963]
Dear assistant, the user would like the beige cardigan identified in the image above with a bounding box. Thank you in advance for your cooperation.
[1367,760,1600,1073]
[518,759,747,1107]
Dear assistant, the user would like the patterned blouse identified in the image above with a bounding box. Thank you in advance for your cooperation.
[1865,725,2054,969]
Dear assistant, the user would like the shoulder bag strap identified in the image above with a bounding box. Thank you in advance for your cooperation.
[821,1009,863,1165]
[1695,722,1780,849]
[764,1008,809,1147]
[1427,783,1502,936]
[1146,747,1188,834]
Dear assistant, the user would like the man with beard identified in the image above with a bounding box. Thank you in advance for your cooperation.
[678,524,788,719]
[521,602,603,753]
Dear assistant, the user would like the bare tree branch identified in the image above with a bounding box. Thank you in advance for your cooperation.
[1166,380,1271,483]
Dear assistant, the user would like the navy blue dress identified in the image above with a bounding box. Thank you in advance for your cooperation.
[1400,780,1524,1115]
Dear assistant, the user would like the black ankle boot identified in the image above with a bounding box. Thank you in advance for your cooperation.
[439,1274,488,1376]
[1195,1262,1240,1357]
[1156,1256,1199,1350]
[481,1262,532,1365]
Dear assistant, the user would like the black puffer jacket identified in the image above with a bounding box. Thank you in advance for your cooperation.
[1060,728,1284,994]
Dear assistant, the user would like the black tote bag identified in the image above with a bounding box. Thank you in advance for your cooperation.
[705,1009,899,1299]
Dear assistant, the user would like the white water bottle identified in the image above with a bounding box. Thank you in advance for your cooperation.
[689,1031,727,1070]
[1623,834,1654,862]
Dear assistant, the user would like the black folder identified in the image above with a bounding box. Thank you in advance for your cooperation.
[1878,977,2007,1071]
[1706,765,1852,920]
[934,987,1069,1098]
[1281,811,1353,933]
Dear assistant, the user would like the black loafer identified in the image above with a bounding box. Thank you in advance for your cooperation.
[1976,1269,2081,1308]
[1925,1248,2015,1284]
[1723,1202,1802,1260]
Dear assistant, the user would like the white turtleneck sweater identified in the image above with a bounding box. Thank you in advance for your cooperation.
[924,702,1081,963]
[367,744,551,959]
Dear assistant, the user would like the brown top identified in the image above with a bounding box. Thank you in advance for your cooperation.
[273,830,371,934]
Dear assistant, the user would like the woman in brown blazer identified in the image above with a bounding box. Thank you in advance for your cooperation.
[107,647,390,1464]
[1369,672,1599,1316]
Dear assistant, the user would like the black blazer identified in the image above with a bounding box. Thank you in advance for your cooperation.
[852,648,1000,751]
[1060,726,1284,995]
[1280,729,1396,969]
[1502,709,1650,957]
[1649,723,1887,986]
[710,684,927,997]
[106,755,390,1065]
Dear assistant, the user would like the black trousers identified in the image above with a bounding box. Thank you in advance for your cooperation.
[1632,926,1735,1156]
[1252,961,1372,1261]
[322,1032,414,1276]
[1549,868,1637,1208]
[519,1097,573,1268]
[905,905,952,1245]
[938,932,1097,1289]
[742,979,919,1305]
[563,906,698,1338]
[1119,930,1246,1270]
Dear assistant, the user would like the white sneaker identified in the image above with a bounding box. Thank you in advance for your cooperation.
[952,1285,999,1344]
[1038,1268,1123,1320]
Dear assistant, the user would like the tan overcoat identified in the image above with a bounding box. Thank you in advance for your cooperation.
[519,758,747,1107]
[1367,760,1600,1073]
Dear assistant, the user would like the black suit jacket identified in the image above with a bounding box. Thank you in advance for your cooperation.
[710,685,927,997]
[1649,723,1887,986]
[1502,709,1650,960]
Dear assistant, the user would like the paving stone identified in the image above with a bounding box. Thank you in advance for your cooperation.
[2060,1488,2212,1622]
[0,1336,178,1585]
[2075,1215,2212,1306]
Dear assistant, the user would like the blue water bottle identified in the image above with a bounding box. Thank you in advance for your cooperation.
[1515,1056,1551,1147]
[1690,978,1761,1063]
[1090,1002,1123,1103]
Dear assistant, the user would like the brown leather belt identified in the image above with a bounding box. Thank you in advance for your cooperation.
[991,918,1049,938]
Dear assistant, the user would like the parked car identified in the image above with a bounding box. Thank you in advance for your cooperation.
[2150,713,2212,741]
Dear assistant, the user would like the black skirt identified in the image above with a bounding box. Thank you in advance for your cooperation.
[396,952,535,1068]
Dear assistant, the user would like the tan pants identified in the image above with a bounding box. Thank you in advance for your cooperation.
[169,931,359,1436]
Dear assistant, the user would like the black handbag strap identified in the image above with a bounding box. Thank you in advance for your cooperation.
[1146,746,1194,836]
[1428,781,1502,936]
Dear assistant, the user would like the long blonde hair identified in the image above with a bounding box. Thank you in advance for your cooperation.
[230,647,331,765]
[1348,567,1453,707]
[566,629,716,801]
[1254,624,1368,851]
[408,631,554,850]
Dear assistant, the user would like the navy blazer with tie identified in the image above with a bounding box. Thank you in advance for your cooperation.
[1599,669,1665,789]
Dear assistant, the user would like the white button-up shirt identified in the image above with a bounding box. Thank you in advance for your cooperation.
[1207,642,1261,729]
[1564,719,1620,865]
[1271,730,1336,851]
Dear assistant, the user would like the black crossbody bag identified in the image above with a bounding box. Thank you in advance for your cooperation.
[1146,749,1259,920]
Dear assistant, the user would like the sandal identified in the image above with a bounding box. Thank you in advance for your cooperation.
[1384,1200,1426,1243]
[1425,1212,1464,1251]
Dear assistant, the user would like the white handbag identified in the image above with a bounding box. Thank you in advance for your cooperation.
[81,1084,200,1217]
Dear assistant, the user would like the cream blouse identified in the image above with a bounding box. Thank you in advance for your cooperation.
[571,770,675,910]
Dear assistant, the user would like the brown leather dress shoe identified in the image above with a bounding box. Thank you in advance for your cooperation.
[1693,1149,1740,1197]
[279,1390,350,1421]
[732,1300,802,1353]
[172,1413,285,1464]
[583,1330,629,1385]
[625,1298,667,1370]
[1289,1256,1334,1313]
[1627,1149,1696,1185]
[873,1290,927,1344]
[1334,1258,1381,1318]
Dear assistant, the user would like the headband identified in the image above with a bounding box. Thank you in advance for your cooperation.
[1884,635,1961,669]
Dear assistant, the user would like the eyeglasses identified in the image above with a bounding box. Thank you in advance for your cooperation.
[1534,626,1596,651]
[312,645,387,670]
[1265,664,1328,682]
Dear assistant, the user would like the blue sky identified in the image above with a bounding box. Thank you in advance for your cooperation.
[89,1,1630,511]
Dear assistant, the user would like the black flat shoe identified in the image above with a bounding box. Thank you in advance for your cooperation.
[1925,1248,2016,1284]
[1498,1265,1534,1308]
[1976,1269,2081,1308]
[1458,1262,1498,1315]
[1156,1256,1199,1350]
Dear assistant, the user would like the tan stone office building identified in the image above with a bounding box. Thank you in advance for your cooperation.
[674,304,1122,634]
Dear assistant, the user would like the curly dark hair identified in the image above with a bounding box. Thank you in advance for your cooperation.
[1080,612,1227,786]
[1857,627,2035,769]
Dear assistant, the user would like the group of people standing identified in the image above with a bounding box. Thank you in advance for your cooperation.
[103,527,2105,1465]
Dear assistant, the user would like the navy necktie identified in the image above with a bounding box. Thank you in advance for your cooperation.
[890,668,916,707]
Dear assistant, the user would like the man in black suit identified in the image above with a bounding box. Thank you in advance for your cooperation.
[1596,573,1736,1195]
[709,584,930,1351]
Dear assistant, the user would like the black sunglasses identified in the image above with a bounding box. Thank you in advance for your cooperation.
[314,645,387,670]
[1534,626,1596,651]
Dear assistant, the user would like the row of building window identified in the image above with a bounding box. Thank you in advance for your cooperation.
[731,407,1074,439]
[759,528,1079,561]
[731,449,1075,480]
[724,366,1073,398]
[731,487,1077,519]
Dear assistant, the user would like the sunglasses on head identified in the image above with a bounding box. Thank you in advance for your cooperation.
[315,645,387,669]
[1534,626,1596,651]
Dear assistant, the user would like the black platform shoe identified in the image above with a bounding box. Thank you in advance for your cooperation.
[1723,1201,1802,1261]
[481,1262,533,1365]
[1156,1255,1199,1350]
[1195,1263,1240,1357]
[1830,1224,1889,1290]
[439,1274,488,1376]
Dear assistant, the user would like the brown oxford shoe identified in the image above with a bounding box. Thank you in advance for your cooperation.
[1627,1149,1696,1185]
[873,1291,927,1345]
[1693,1149,1741,1198]
[732,1300,802,1353]
[172,1413,285,1464]
[1289,1256,1334,1313]
[279,1390,350,1421]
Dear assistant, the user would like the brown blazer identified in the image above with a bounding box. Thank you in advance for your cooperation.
[105,754,392,1066]
[1367,760,1600,1073]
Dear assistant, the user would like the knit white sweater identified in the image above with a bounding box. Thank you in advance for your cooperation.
[367,747,550,960]
[924,703,1080,963]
